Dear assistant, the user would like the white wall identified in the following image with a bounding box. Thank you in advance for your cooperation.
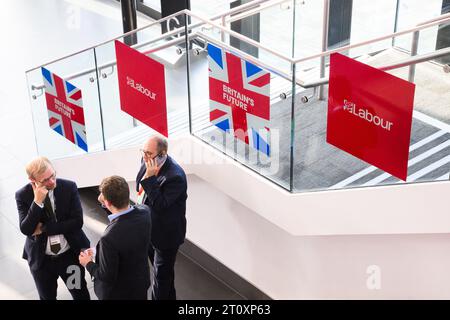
[187,174,450,299]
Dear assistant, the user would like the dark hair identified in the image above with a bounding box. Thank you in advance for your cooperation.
[99,176,130,209]
[154,135,168,155]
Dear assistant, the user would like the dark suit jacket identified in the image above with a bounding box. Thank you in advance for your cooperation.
[136,156,187,250]
[86,205,152,300]
[15,178,90,271]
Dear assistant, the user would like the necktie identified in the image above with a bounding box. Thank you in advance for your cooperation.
[44,195,55,220]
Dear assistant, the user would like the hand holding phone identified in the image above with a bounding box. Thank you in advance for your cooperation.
[144,153,166,178]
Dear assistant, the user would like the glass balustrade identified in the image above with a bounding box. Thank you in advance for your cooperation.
[93,20,190,150]
[292,19,450,192]
[26,49,104,159]
[25,2,449,193]
[186,13,295,190]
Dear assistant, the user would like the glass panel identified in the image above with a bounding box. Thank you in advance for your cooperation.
[294,0,324,68]
[187,15,294,190]
[94,20,190,150]
[26,49,104,160]
[258,0,295,58]
[293,51,450,192]
[394,0,443,53]
[294,1,396,78]
[349,0,397,57]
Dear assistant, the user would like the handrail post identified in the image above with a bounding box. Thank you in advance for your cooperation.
[184,13,193,135]
[221,16,226,42]
[319,0,330,100]
[392,0,400,47]
[121,0,138,46]
[289,62,296,192]
[409,31,420,83]
[93,48,107,151]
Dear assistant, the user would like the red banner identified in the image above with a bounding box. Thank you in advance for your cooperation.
[327,53,415,181]
[115,40,168,137]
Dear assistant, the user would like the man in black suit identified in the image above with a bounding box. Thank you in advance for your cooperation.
[79,175,152,300]
[136,135,187,300]
[15,156,90,300]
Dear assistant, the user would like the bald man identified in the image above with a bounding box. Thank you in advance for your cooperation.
[136,135,187,300]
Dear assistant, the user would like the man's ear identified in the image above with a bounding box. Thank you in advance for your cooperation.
[29,178,38,187]
[104,198,112,209]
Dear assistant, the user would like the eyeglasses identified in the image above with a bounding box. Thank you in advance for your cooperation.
[39,172,56,184]
[140,149,154,157]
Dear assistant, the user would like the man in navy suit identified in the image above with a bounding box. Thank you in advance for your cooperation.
[79,175,152,300]
[15,156,90,300]
[136,135,187,300]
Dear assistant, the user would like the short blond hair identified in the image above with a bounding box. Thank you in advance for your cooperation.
[26,156,53,180]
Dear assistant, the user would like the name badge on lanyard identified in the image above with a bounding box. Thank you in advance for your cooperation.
[49,235,62,254]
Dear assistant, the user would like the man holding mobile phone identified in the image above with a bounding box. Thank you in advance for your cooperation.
[15,156,90,300]
[136,135,188,300]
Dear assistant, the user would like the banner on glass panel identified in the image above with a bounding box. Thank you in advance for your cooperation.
[327,53,415,181]
[207,43,271,156]
[41,67,88,152]
[115,40,168,137]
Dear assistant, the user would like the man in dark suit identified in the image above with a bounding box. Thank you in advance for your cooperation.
[79,175,152,300]
[15,156,90,300]
[136,135,187,300]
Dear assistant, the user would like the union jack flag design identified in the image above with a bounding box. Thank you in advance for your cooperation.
[41,67,88,152]
[208,43,271,156]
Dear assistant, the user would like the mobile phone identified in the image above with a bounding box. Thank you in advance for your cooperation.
[155,154,167,167]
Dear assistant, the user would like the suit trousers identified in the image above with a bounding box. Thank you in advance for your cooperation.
[30,248,90,300]
[148,246,179,300]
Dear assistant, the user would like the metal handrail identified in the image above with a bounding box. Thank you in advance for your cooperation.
[25,0,274,73]
[225,0,291,24]
[40,36,189,87]
[25,9,192,73]
[293,14,450,64]
[301,46,450,88]
[417,12,450,26]
[408,12,450,82]
[28,5,450,92]
[29,6,298,91]
[197,32,299,86]
[30,28,299,92]
[187,10,294,63]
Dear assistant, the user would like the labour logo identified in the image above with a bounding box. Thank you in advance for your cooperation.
[327,53,415,180]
